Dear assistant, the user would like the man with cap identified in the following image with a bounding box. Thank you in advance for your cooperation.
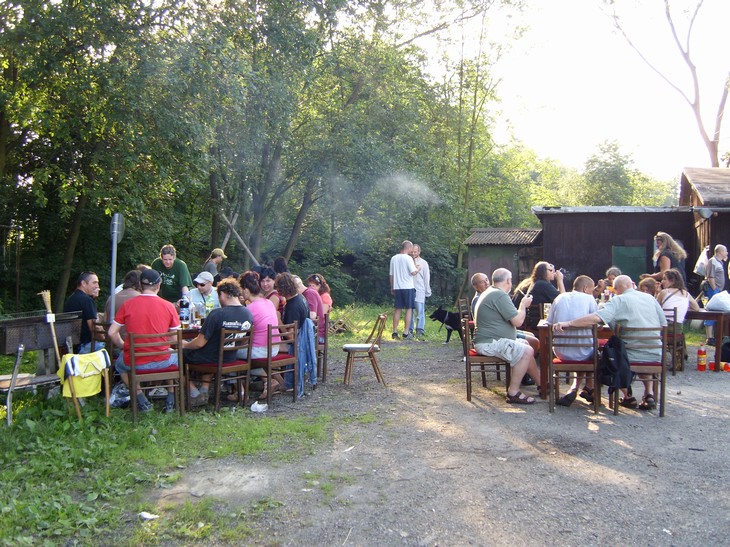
[203,248,227,277]
[188,271,221,314]
[108,269,181,413]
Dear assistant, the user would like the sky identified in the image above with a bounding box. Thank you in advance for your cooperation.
[485,1,730,181]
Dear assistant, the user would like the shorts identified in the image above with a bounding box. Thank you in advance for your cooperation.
[474,338,530,367]
[394,288,416,310]
[115,351,179,374]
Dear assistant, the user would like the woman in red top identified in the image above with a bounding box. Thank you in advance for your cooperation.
[306,273,333,314]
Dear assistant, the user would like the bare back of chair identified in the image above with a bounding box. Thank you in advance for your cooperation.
[366,315,387,349]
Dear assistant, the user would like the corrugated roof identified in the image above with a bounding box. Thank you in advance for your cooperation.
[464,228,542,246]
[532,206,694,215]
[681,167,730,206]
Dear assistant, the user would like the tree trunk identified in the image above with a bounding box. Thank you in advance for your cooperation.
[209,170,220,247]
[54,193,89,311]
[283,178,317,260]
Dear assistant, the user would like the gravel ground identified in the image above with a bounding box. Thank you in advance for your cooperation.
[158,336,730,546]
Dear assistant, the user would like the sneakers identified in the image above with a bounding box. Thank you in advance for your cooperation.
[164,399,175,414]
[402,332,411,340]
[392,332,399,340]
[706,337,716,346]
[137,395,153,413]
[189,386,201,399]
[149,387,169,399]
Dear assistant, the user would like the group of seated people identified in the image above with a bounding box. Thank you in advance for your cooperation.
[64,246,334,414]
[470,261,672,411]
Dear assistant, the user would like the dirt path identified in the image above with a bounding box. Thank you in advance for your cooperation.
[160,338,730,546]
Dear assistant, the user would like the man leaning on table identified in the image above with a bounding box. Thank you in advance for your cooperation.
[552,274,667,411]
[473,268,541,405]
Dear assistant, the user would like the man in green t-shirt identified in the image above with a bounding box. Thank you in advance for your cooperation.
[473,268,541,405]
[150,244,193,304]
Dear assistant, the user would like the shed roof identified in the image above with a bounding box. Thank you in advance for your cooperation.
[532,206,693,216]
[464,228,542,246]
[680,167,730,206]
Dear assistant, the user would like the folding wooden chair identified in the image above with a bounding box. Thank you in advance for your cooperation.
[662,307,685,375]
[342,314,387,386]
[315,313,329,382]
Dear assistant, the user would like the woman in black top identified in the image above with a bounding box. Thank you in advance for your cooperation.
[512,261,566,307]
[275,273,309,328]
[640,232,687,283]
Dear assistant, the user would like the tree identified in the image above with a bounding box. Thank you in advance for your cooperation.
[606,0,730,167]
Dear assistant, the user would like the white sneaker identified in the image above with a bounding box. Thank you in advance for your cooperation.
[149,387,169,398]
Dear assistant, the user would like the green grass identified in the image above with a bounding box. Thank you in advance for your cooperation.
[0,394,331,546]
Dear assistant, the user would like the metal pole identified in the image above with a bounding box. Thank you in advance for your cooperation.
[110,214,121,319]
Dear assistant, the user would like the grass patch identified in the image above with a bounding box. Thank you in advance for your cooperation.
[0,393,330,545]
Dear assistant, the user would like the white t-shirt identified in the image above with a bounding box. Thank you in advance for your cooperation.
[389,253,417,290]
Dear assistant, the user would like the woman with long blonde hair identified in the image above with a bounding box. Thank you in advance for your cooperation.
[640,232,687,283]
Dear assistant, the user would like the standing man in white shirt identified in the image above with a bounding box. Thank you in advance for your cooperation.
[704,244,727,346]
[409,244,432,338]
[389,240,420,339]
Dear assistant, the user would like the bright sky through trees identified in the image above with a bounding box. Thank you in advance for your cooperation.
[490,1,730,181]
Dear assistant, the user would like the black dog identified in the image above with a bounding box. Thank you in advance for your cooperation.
[429,306,463,344]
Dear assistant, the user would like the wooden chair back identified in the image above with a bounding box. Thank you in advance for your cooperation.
[615,325,668,417]
[128,329,185,420]
[547,325,599,413]
[461,317,510,401]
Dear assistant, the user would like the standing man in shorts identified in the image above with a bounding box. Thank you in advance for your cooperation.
[389,240,420,339]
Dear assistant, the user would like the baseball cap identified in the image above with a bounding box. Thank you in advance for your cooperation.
[141,269,162,286]
[194,271,215,285]
[212,248,227,259]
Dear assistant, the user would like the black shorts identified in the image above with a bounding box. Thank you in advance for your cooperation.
[394,288,416,309]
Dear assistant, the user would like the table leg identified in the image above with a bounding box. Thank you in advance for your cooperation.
[714,314,724,372]
[538,327,548,399]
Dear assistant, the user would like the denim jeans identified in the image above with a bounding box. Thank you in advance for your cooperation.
[409,301,426,333]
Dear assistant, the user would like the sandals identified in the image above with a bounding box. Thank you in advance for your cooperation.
[258,382,283,401]
[579,387,594,403]
[638,395,657,411]
[619,396,638,409]
[556,390,577,407]
[506,391,535,405]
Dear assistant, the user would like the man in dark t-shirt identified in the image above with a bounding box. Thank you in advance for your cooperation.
[63,271,101,353]
[182,279,253,401]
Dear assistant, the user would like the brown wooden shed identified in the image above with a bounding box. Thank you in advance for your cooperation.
[531,206,698,286]
[463,228,542,285]
[679,167,730,251]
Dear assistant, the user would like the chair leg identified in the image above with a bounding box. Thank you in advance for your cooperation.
[465,361,472,401]
[370,353,386,386]
[344,353,352,385]
[103,369,111,418]
[322,345,328,383]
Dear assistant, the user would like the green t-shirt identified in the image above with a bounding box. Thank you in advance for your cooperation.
[474,287,518,345]
[150,257,193,303]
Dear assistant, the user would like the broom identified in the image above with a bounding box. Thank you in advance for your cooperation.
[39,290,82,419]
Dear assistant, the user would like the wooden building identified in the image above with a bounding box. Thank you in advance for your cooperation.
[679,167,730,250]
[531,206,697,285]
[463,228,542,283]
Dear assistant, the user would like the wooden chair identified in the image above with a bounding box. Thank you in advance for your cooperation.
[461,318,510,401]
[458,298,471,322]
[58,348,112,419]
[342,314,387,386]
[315,313,329,382]
[662,307,685,375]
[185,328,253,411]
[547,325,599,413]
[250,323,298,406]
[615,325,668,417]
[128,329,185,421]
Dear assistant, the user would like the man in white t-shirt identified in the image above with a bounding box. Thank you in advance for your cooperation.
[389,240,420,339]
[547,275,597,407]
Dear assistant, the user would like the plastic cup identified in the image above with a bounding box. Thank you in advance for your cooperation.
[724,363,730,372]
[698,362,706,372]
[709,361,715,371]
